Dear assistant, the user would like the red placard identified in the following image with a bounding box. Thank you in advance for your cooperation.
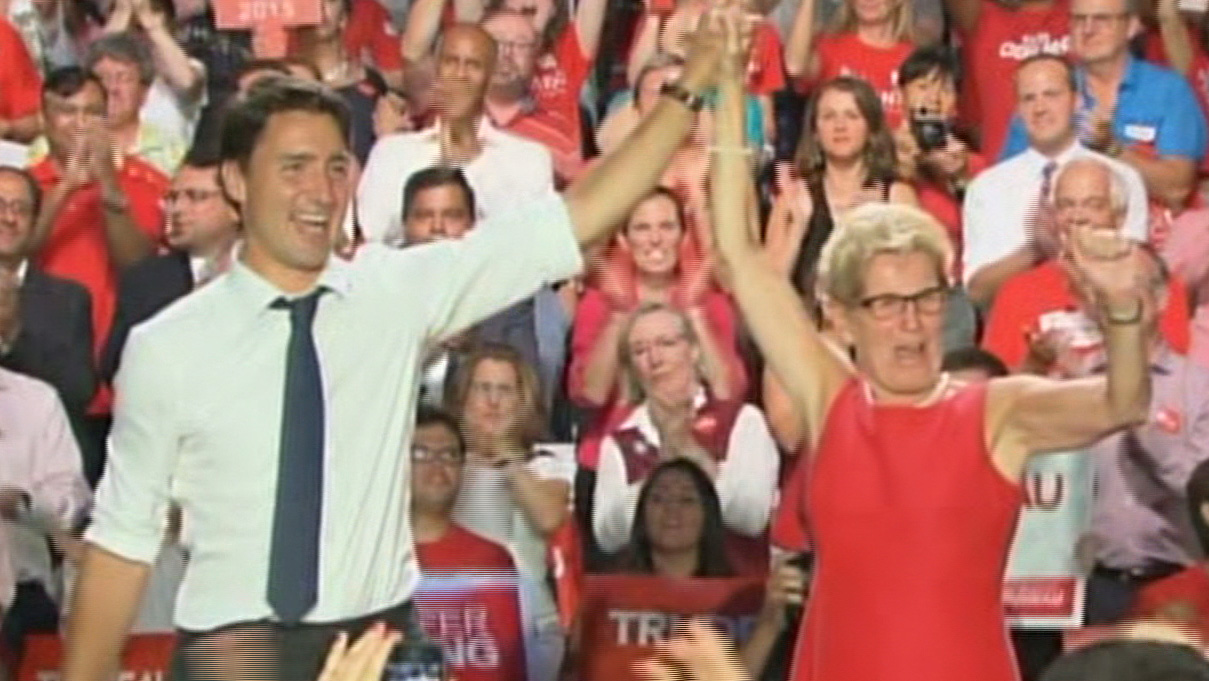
[212,0,322,57]
[18,633,176,681]
[413,570,527,681]
[578,575,764,681]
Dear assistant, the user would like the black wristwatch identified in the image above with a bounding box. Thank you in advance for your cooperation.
[660,82,706,112]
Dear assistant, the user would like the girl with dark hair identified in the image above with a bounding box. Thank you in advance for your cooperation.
[616,458,733,578]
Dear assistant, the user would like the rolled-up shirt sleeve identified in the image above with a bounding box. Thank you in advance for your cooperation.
[715,405,779,537]
[86,328,179,564]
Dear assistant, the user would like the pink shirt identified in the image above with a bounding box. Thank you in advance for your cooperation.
[1163,208,1209,369]
[0,367,91,604]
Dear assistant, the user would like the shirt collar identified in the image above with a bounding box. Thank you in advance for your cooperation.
[13,260,27,285]
[226,251,353,315]
[420,116,499,146]
[619,386,709,436]
[1027,139,1087,165]
[1075,55,1139,106]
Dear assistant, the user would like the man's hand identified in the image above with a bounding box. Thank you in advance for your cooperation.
[680,0,752,91]
[316,625,401,681]
[0,487,29,521]
[61,142,95,193]
[133,0,169,33]
[0,268,20,349]
[87,126,121,193]
[1084,107,1120,156]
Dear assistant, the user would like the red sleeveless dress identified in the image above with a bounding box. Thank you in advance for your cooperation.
[791,379,1023,681]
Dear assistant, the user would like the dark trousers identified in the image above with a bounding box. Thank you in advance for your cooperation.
[1,582,60,661]
[1084,562,1185,625]
[168,599,426,681]
[1010,629,1063,681]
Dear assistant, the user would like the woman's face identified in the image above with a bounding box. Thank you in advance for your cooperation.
[643,468,706,557]
[621,194,684,278]
[815,88,870,163]
[850,0,897,25]
[463,358,522,444]
[502,0,555,39]
[832,250,947,404]
[626,310,699,402]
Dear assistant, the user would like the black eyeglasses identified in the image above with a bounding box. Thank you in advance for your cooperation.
[857,285,949,320]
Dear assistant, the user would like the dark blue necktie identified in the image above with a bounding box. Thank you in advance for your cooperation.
[266,289,326,624]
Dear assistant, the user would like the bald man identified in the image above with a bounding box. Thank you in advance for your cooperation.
[357,22,556,246]
[983,156,1191,371]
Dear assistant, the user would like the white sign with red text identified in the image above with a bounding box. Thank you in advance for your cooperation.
[1004,451,1092,628]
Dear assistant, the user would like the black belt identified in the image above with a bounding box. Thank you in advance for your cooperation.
[1092,561,1185,584]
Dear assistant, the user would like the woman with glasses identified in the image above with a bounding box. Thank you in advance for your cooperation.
[449,343,572,681]
[710,56,1156,680]
[592,302,778,569]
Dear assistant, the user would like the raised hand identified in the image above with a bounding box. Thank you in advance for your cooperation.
[133,0,169,32]
[1065,225,1144,311]
[634,620,750,681]
[316,625,400,681]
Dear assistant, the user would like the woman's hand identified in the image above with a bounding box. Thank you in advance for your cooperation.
[634,620,749,681]
[316,625,401,681]
[758,553,809,631]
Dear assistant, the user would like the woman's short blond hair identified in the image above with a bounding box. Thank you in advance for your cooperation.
[816,203,954,307]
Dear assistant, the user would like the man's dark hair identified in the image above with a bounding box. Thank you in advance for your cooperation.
[942,346,1009,378]
[1040,640,1209,681]
[43,66,106,103]
[0,165,43,220]
[235,59,292,85]
[401,166,476,221]
[182,139,223,170]
[898,45,962,90]
[1015,53,1077,93]
[415,405,465,454]
[86,31,156,86]
[219,77,351,169]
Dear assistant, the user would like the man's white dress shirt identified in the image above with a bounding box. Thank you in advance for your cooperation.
[356,118,556,247]
[961,142,1148,284]
[88,196,582,631]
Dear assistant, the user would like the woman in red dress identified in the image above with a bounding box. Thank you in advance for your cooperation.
[709,44,1156,681]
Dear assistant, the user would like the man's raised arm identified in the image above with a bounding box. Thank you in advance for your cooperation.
[562,2,734,250]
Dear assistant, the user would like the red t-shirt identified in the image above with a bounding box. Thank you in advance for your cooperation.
[747,20,786,97]
[416,524,516,571]
[496,105,581,186]
[344,0,403,72]
[0,17,43,122]
[1143,28,1209,174]
[809,32,914,128]
[30,156,168,412]
[982,259,1191,368]
[916,151,990,266]
[531,26,591,153]
[1131,565,1209,643]
[959,0,1070,159]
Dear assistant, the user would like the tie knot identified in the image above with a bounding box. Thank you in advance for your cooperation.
[1043,161,1058,181]
[272,288,326,326]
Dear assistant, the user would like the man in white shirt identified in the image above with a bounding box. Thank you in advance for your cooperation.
[62,6,742,680]
[356,23,555,246]
[962,53,1147,307]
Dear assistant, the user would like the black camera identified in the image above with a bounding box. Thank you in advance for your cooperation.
[910,112,956,153]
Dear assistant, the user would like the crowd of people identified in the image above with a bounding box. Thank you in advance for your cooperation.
[1,0,1209,676]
